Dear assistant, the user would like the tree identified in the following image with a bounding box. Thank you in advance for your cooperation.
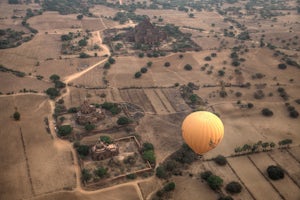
[261,108,273,117]
[140,67,148,73]
[214,155,227,166]
[134,71,142,78]
[156,166,167,179]
[46,87,60,99]
[142,142,154,152]
[57,125,73,136]
[77,145,89,156]
[290,110,299,118]
[201,171,213,180]
[164,182,175,192]
[207,175,223,190]
[267,165,284,180]
[278,63,287,70]
[94,166,108,178]
[79,52,90,58]
[164,62,171,67]
[54,80,66,89]
[184,64,192,71]
[78,39,87,46]
[81,168,92,182]
[226,181,242,194]
[142,150,156,165]
[117,116,131,125]
[104,62,110,69]
[77,14,83,20]
[100,135,112,144]
[189,13,194,18]
[108,57,115,64]
[50,74,60,82]
[85,123,95,131]
[204,56,212,61]
[147,61,153,67]
[218,70,225,76]
[13,111,20,121]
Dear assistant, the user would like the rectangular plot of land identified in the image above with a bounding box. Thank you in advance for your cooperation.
[161,88,191,113]
[155,89,176,113]
[202,161,253,200]
[289,147,300,163]
[250,153,300,200]
[144,89,169,115]
[269,150,300,187]
[228,156,281,200]
[119,89,155,113]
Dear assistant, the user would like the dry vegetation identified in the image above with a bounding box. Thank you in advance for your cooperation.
[1,0,300,199]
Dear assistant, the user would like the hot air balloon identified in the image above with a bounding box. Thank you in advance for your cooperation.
[181,111,224,154]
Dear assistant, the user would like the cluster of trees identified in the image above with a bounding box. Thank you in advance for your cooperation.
[141,142,156,166]
[0,28,31,49]
[101,102,121,115]
[277,87,289,101]
[117,116,132,125]
[0,64,25,77]
[134,61,152,79]
[46,74,65,99]
[154,182,176,199]
[156,144,197,179]
[234,140,277,155]
[201,171,223,190]
[284,103,299,118]
[74,141,89,157]
[43,0,89,15]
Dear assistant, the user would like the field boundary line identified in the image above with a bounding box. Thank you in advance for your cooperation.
[247,155,285,199]
[267,152,300,189]
[227,159,256,200]
[153,89,170,113]
[287,149,300,164]
[19,127,35,196]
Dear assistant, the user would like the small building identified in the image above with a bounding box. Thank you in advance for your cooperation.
[76,100,104,125]
[91,140,119,160]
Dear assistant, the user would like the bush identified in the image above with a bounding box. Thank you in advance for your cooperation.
[108,57,115,64]
[254,90,265,99]
[140,67,148,73]
[218,196,233,200]
[214,155,227,166]
[117,116,131,125]
[142,150,156,164]
[79,52,90,58]
[261,108,273,117]
[226,181,242,194]
[207,175,223,190]
[247,103,254,108]
[289,110,299,118]
[156,166,167,179]
[13,111,20,121]
[201,170,213,180]
[219,90,227,98]
[94,166,108,178]
[164,182,175,192]
[81,168,92,182]
[100,136,112,144]
[104,62,110,69]
[126,173,136,179]
[76,145,89,156]
[46,87,60,99]
[57,125,73,136]
[68,107,78,113]
[138,52,144,58]
[184,64,192,71]
[135,71,142,78]
[101,102,121,115]
[142,142,154,152]
[50,74,60,82]
[85,123,95,131]
[278,63,287,69]
[164,62,170,67]
[267,165,284,180]
[218,70,225,76]
[204,56,211,61]
[54,80,66,89]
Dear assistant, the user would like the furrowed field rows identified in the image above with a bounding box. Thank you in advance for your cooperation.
[228,156,281,200]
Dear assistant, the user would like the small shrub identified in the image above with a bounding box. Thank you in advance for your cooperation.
[100,136,112,144]
[207,175,223,190]
[81,169,92,182]
[164,62,170,67]
[289,110,299,118]
[164,182,175,192]
[201,170,213,181]
[13,111,20,121]
[226,181,242,194]
[140,67,148,73]
[261,108,273,117]
[85,123,95,131]
[204,56,212,61]
[184,64,192,71]
[214,155,227,166]
[247,103,254,108]
[117,116,131,125]
[267,165,284,180]
[94,166,108,178]
[104,62,110,69]
[134,71,142,78]
[254,90,265,99]
[278,63,287,69]
[126,173,137,179]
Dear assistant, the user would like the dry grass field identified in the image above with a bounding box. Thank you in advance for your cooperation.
[0,94,75,200]
[1,0,300,199]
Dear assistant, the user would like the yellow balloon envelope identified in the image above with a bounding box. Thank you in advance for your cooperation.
[182,111,224,154]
